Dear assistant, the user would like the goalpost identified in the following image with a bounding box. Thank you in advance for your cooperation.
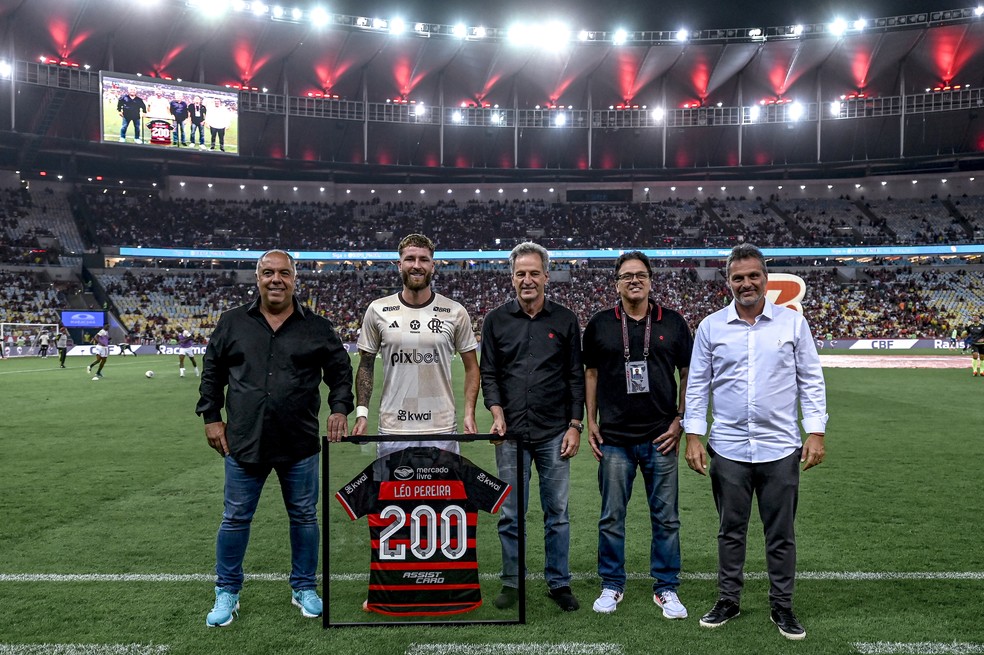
[1,323,60,358]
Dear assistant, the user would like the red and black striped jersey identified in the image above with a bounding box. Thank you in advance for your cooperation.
[335,446,511,616]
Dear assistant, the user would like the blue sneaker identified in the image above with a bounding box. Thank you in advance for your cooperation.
[206,587,240,627]
[291,588,323,618]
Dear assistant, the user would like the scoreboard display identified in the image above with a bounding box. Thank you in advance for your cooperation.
[99,72,239,155]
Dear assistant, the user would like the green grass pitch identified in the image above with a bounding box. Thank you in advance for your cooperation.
[0,352,982,654]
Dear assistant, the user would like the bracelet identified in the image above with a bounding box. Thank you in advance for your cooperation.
[356,406,369,419]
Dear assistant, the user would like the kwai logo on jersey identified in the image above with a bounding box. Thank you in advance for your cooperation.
[766,273,806,313]
[390,349,440,365]
[398,409,433,421]
[394,466,415,481]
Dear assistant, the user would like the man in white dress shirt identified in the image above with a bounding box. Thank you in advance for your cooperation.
[683,243,827,641]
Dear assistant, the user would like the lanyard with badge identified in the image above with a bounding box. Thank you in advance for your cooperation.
[620,301,659,394]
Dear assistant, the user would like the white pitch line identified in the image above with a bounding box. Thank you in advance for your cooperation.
[1,571,983,584]
[854,642,984,654]
[406,643,624,655]
[0,645,169,655]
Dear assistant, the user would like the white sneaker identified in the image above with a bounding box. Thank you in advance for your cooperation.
[654,589,688,619]
[592,588,624,614]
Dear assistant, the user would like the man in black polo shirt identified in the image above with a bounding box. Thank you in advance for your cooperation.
[583,251,693,619]
[196,249,354,627]
[480,241,585,612]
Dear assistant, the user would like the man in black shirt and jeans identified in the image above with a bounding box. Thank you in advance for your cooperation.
[480,241,585,612]
[583,251,693,619]
[197,249,353,627]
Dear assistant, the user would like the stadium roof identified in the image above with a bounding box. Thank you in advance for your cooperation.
[2,0,984,183]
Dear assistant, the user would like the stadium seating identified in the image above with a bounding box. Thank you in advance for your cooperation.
[2,186,983,341]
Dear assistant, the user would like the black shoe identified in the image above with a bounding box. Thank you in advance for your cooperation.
[771,605,805,640]
[547,586,579,612]
[699,598,740,628]
[493,586,518,610]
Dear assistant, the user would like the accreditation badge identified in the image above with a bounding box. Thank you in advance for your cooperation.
[625,360,649,394]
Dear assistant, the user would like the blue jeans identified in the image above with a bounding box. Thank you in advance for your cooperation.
[215,453,320,593]
[597,441,681,593]
[495,431,571,590]
[172,120,186,144]
[189,122,205,144]
[119,117,140,140]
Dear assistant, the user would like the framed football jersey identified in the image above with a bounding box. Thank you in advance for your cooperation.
[324,435,527,627]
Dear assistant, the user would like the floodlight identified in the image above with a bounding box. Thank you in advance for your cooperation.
[310,7,329,26]
[291,7,302,20]
[829,18,848,36]
[749,105,761,121]
[372,17,387,30]
[414,103,426,117]
[0,61,10,79]
[389,18,405,34]
[272,5,284,18]
[252,2,268,17]
[976,6,984,16]
[853,18,866,30]
[452,110,463,124]
[830,100,842,116]
[788,102,804,120]
[473,26,486,39]
[613,29,628,45]
[554,113,567,127]
[652,107,665,122]
[792,24,804,35]
[675,29,689,42]
[453,23,467,38]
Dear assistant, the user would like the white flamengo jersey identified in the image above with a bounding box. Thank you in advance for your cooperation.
[358,292,477,434]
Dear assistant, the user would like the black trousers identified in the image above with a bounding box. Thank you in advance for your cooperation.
[709,447,800,608]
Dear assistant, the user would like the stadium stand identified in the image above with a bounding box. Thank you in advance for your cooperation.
[2,185,982,342]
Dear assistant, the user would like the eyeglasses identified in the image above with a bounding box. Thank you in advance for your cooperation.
[616,272,651,282]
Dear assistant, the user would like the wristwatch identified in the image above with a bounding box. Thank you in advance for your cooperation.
[568,420,584,433]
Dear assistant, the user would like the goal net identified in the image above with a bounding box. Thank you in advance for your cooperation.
[1,323,60,358]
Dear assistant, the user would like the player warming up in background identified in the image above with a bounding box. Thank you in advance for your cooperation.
[87,324,111,378]
[56,328,69,368]
[967,317,984,376]
[177,328,200,377]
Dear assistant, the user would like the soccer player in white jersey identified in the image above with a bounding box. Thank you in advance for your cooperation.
[349,234,479,458]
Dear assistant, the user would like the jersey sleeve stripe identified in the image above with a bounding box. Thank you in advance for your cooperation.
[334,492,359,521]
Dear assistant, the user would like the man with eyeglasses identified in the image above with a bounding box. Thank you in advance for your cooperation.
[582,251,693,619]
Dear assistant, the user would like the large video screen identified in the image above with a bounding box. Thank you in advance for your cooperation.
[61,311,105,328]
[99,72,239,155]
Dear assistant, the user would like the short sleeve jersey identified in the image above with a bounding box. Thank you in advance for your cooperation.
[335,446,511,615]
[357,292,478,434]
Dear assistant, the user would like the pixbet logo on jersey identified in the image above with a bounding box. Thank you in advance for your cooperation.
[390,349,441,365]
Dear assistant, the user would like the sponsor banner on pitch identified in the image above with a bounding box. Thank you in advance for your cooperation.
[813,339,967,350]
[64,344,206,356]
